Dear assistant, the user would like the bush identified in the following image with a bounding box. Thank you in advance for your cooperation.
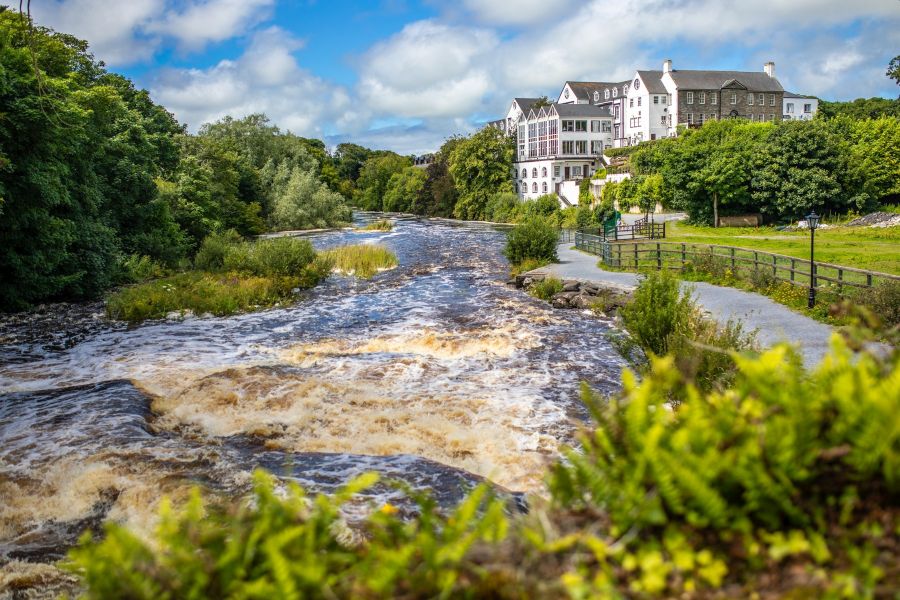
[194,230,244,271]
[319,244,398,279]
[223,237,318,277]
[119,254,169,283]
[521,194,560,220]
[357,219,393,232]
[529,277,563,301]
[863,280,900,327]
[484,192,520,223]
[504,217,559,266]
[620,270,694,356]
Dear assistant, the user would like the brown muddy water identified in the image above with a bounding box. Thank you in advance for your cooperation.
[0,214,627,594]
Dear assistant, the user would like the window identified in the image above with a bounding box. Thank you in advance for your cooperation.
[770,94,775,106]
[542,182,548,193]
[591,140,603,154]
[575,120,587,132]
[804,103,812,113]
[629,98,634,107]
[687,113,694,125]
[758,93,764,105]
[515,183,518,193]
[601,121,611,132]
[593,91,600,102]
[605,89,610,99]
[554,166,560,177]
[637,97,642,107]
[590,120,600,132]
[786,103,794,113]
[538,120,548,156]
[541,167,547,177]
[660,115,667,125]
[698,113,705,125]
[731,92,737,104]
[562,141,574,154]
[531,168,537,178]
[575,140,588,154]
[748,94,754,105]
[711,93,717,105]
[521,168,527,178]
[613,87,618,97]
[653,95,659,104]
[532,182,537,193]
[614,105,620,118]
[768,114,775,122]
[699,92,706,104]
[709,114,715,122]
[651,134,657,140]
[686,91,694,104]
[572,166,583,177]
[562,120,574,131]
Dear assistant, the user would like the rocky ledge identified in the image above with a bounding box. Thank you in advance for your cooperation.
[510,273,633,313]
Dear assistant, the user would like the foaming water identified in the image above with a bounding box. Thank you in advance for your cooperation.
[0,214,626,591]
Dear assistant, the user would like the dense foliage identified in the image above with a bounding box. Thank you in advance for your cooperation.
[503,217,559,266]
[621,114,900,224]
[0,13,352,310]
[69,337,899,598]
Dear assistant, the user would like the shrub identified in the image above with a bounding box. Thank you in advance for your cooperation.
[194,230,244,271]
[224,237,318,277]
[319,244,398,279]
[521,194,560,221]
[357,219,393,232]
[484,192,520,223]
[529,277,563,301]
[509,257,549,277]
[620,270,694,356]
[863,280,900,327]
[119,254,169,283]
[504,217,559,266]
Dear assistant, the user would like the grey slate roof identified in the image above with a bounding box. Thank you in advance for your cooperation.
[554,102,613,117]
[667,69,783,92]
[513,97,542,113]
[783,91,815,99]
[635,70,667,94]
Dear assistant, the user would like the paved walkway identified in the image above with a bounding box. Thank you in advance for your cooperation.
[528,243,835,366]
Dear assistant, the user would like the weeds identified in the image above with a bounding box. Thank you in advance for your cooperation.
[357,219,393,232]
[320,244,398,279]
[529,277,563,302]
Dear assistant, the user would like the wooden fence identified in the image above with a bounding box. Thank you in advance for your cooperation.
[575,239,900,296]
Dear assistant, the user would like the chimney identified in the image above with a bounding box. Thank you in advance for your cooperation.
[764,61,775,78]
[663,59,672,73]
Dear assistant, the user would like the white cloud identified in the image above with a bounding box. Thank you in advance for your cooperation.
[151,27,349,137]
[32,0,162,64]
[456,0,576,26]
[147,0,275,52]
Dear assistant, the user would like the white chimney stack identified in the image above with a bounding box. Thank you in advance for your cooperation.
[663,59,672,73]
[764,61,775,78]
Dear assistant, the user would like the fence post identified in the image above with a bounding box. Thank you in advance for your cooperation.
[867,273,873,287]
[634,243,638,269]
[772,254,777,277]
[730,247,735,270]
[791,258,795,282]
[838,268,843,296]
[656,243,662,271]
[681,243,686,269]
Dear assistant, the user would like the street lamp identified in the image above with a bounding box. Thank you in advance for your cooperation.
[806,211,820,308]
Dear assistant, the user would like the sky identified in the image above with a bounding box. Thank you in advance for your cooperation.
[27,0,900,154]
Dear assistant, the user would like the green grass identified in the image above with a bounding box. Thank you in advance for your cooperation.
[664,221,900,275]
[320,244,398,279]
[106,271,318,322]
[357,219,393,232]
[528,277,563,301]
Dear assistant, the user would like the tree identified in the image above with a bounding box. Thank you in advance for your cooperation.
[382,167,427,213]
[449,127,515,220]
[888,55,900,86]
[416,136,462,217]
[356,153,411,211]
[845,116,900,207]
[817,97,900,120]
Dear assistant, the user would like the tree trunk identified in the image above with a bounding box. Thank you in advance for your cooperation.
[713,192,719,228]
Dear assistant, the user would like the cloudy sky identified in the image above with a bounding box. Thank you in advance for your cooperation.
[30,0,900,154]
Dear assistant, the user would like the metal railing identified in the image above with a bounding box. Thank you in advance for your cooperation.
[575,239,900,296]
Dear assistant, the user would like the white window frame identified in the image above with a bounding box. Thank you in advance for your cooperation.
[731,92,737,105]
[686,91,694,104]
[699,92,706,105]
[769,94,775,106]
[804,103,812,113]
[711,93,717,105]
[748,94,754,106]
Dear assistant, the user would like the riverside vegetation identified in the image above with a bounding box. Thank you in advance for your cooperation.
[67,328,898,598]
[106,232,397,322]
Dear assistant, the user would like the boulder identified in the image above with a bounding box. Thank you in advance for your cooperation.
[571,294,596,309]
[551,292,577,309]
[562,280,581,292]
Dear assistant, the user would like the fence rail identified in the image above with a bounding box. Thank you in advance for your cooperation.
[573,239,900,296]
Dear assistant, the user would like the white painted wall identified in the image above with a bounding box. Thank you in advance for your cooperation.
[783,96,818,120]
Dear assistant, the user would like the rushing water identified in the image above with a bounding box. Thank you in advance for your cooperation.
[0,214,626,591]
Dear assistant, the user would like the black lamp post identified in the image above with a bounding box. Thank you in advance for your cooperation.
[806,211,820,308]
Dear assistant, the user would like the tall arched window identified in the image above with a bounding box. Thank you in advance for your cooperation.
[541,167,547,177]
[532,168,538,178]
[521,168,527,178]
[532,182,538,193]
[542,182,548,193]
[605,89,610,99]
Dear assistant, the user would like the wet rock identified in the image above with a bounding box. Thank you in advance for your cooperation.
[571,294,596,310]
[550,292,577,308]
[562,280,581,292]
[0,300,121,352]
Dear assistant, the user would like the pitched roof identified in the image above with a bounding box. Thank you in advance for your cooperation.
[553,102,613,117]
[635,70,667,94]
[513,97,542,113]
[667,69,783,92]
[783,91,815,99]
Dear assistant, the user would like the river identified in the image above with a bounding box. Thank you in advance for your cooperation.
[0,214,626,591]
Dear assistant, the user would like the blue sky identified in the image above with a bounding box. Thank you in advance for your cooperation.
[31,0,900,154]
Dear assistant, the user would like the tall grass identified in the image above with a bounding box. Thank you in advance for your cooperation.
[357,219,393,232]
[320,244,398,279]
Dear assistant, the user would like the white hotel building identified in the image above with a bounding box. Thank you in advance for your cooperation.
[513,102,614,203]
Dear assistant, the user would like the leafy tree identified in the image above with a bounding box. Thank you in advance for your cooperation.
[887,55,900,86]
[449,127,515,220]
[817,97,900,120]
[265,163,351,231]
[844,116,900,207]
[356,153,411,211]
[382,166,427,213]
[416,136,462,217]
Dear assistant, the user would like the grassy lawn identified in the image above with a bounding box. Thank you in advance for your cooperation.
[663,221,900,275]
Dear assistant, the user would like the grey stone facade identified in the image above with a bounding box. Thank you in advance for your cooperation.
[677,86,783,126]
